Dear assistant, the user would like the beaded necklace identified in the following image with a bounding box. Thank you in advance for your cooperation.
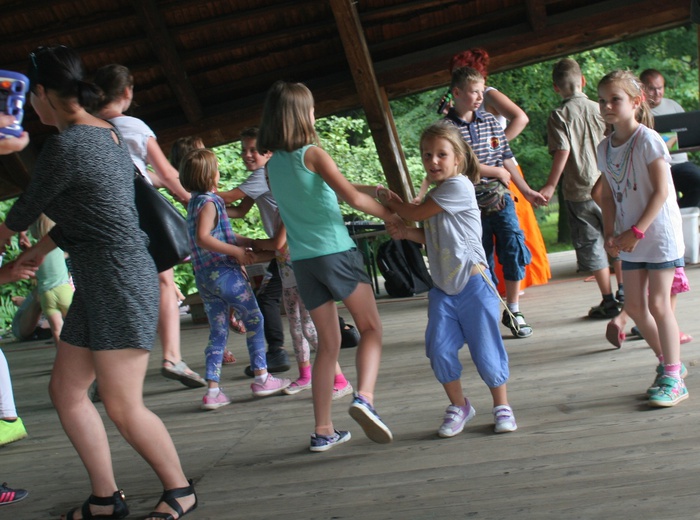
[605,127,641,209]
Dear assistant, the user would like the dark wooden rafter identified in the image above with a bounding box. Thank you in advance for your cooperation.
[329,0,414,203]
[525,0,548,32]
[131,0,203,123]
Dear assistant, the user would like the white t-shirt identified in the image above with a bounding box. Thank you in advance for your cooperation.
[424,175,488,295]
[109,115,156,181]
[597,124,684,263]
[651,97,688,164]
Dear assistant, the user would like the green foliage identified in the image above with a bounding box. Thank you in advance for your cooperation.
[0,27,696,312]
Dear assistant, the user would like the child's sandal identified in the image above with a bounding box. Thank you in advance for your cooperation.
[64,489,129,520]
[146,479,197,520]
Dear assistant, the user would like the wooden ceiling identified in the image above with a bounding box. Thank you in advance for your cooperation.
[0,0,693,200]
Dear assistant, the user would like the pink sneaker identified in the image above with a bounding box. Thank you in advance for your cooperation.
[251,375,291,397]
[201,389,231,410]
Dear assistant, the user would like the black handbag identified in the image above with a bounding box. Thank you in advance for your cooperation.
[133,172,190,272]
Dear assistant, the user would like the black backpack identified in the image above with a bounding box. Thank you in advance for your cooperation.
[376,239,433,298]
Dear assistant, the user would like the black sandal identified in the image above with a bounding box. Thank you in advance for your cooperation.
[64,489,129,520]
[146,479,197,520]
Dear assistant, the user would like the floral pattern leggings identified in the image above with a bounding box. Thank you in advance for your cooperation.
[196,264,265,383]
[282,286,317,364]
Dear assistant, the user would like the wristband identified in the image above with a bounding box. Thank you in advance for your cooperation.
[631,225,645,240]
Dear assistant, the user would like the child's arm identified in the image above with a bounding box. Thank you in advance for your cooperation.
[305,147,396,222]
[386,219,425,244]
[478,164,511,185]
[485,89,529,142]
[196,202,254,265]
[218,186,247,205]
[226,196,255,219]
[614,157,668,253]
[503,158,547,207]
[251,221,287,252]
[599,175,619,258]
[540,149,569,203]
[145,137,191,204]
[412,177,430,204]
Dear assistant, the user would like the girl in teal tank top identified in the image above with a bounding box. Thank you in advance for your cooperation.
[259,80,401,452]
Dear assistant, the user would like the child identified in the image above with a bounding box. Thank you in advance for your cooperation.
[169,136,239,365]
[179,148,290,409]
[221,127,291,377]
[380,121,517,436]
[28,214,74,347]
[258,80,398,452]
[445,66,546,338]
[597,69,687,407]
[540,58,622,320]
[252,225,354,399]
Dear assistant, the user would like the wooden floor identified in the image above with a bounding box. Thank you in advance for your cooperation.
[3,251,700,520]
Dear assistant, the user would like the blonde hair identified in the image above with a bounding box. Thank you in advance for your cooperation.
[552,58,582,95]
[258,81,319,152]
[179,148,219,193]
[598,69,654,128]
[450,66,485,91]
[420,122,480,184]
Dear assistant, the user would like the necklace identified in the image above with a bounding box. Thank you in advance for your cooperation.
[605,128,640,207]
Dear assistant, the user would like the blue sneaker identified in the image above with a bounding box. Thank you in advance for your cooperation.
[348,393,393,444]
[309,429,351,452]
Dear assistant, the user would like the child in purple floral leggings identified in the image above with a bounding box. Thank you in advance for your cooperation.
[180,149,290,410]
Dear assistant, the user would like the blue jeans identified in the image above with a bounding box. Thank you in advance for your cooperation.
[196,262,265,383]
[481,195,531,285]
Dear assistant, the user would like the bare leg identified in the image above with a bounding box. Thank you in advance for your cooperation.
[309,301,341,436]
[622,270,662,358]
[488,384,508,407]
[46,311,64,348]
[344,283,383,405]
[504,279,520,305]
[158,269,182,364]
[51,342,194,519]
[592,266,613,296]
[443,380,465,406]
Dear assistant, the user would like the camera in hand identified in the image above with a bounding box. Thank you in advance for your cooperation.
[0,70,29,139]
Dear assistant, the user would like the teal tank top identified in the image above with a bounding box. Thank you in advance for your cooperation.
[267,145,355,261]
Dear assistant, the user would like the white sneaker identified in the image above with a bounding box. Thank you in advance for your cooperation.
[493,405,517,433]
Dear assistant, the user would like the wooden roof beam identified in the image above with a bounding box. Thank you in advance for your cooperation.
[525,0,548,32]
[329,0,414,204]
[132,0,203,123]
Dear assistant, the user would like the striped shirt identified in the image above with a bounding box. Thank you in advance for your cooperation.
[444,108,513,175]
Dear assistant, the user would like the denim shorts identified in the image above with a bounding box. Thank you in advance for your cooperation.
[621,258,684,271]
[292,248,370,310]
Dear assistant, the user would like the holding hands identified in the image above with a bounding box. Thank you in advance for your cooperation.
[605,229,640,256]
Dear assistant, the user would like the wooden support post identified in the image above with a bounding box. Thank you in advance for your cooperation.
[329,0,414,203]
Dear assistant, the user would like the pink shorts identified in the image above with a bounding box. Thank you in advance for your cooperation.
[672,267,690,295]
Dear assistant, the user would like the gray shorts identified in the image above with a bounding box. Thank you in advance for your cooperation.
[566,199,609,272]
[292,248,371,310]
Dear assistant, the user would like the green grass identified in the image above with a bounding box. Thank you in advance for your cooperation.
[537,206,574,254]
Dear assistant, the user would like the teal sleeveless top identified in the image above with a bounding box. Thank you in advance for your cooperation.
[267,145,355,261]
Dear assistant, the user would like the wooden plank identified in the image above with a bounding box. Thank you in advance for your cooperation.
[330,0,414,203]
[525,0,548,31]
[131,0,203,123]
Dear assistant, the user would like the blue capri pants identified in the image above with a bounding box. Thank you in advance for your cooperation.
[196,262,265,383]
[425,271,509,387]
